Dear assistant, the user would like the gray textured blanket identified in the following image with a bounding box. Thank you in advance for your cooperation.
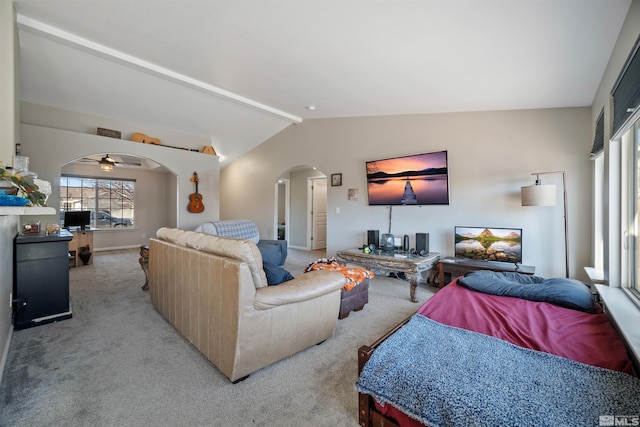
[355,314,640,427]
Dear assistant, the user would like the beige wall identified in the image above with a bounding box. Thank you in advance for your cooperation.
[0,1,17,165]
[20,102,209,150]
[221,107,592,280]
[19,104,221,246]
[0,1,18,381]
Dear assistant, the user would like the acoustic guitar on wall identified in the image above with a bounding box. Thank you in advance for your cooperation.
[188,172,205,213]
[131,132,200,152]
[131,132,161,145]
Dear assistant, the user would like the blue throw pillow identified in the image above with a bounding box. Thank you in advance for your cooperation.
[263,261,294,286]
[458,270,595,313]
[258,244,283,266]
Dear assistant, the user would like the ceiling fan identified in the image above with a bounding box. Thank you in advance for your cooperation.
[80,154,142,171]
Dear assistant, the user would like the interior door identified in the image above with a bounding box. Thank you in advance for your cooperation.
[311,178,327,250]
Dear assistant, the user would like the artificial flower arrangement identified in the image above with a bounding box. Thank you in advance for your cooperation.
[0,164,47,207]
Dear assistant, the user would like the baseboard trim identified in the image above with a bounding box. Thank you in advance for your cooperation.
[289,245,311,250]
[0,326,13,386]
[94,245,141,252]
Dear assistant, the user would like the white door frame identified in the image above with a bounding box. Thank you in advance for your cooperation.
[307,176,327,250]
[273,179,290,241]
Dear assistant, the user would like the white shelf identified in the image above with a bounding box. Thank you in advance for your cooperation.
[0,206,56,216]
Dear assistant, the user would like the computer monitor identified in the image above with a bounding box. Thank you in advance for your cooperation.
[63,210,91,230]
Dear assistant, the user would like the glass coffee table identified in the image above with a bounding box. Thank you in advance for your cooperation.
[336,248,440,302]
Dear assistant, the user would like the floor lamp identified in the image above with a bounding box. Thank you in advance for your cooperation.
[521,171,569,278]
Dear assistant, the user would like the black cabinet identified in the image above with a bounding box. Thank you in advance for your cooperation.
[13,229,73,330]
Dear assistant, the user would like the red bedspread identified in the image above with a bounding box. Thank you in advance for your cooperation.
[373,280,634,427]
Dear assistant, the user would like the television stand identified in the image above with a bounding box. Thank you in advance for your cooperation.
[438,257,535,287]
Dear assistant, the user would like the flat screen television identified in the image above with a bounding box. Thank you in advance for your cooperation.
[63,210,91,230]
[454,226,522,264]
[365,150,449,205]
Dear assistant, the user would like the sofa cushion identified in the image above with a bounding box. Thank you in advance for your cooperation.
[254,270,345,309]
[185,231,206,248]
[263,261,294,285]
[156,228,204,248]
[157,227,187,244]
[176,230,202,247]
[187,232,269,288]
[157,227,270,288]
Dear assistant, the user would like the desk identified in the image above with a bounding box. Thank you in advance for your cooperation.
[336,248,440,302]
[438,257,535,287]
[68,229,94,267]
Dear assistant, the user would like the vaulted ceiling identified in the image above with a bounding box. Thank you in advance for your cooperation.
[13,0,632,167]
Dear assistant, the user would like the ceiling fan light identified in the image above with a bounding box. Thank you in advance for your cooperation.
[99,160,114,171]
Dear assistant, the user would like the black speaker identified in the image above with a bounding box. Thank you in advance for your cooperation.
[416,233,429,255]
[403,234,409,251]
[367,230,379,248]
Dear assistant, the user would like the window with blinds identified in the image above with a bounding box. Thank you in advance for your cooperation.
[612,34,640,136]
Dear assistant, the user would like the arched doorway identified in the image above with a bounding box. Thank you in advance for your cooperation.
[60,152,178,250]
[275,166,327,251]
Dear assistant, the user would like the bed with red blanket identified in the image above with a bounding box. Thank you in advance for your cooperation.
[356,272,639,427]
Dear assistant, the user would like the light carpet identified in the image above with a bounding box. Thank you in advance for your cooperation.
[0,248,436,426]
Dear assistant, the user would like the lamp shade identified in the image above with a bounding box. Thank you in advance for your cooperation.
[521,184,556,206]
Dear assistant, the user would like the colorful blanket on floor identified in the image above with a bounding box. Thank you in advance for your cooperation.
[304,258,373,291]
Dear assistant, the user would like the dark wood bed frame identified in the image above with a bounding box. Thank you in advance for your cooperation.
[356,298,640,427]
[357,316,412,427]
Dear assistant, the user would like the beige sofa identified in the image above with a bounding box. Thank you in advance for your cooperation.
[148,227,346,382]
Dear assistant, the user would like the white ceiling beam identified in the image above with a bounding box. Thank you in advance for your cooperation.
[16,14,303,124]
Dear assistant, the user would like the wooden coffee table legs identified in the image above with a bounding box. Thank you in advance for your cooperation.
[407,269,440,302]
[406,273,421,303]
[139,244,150,291]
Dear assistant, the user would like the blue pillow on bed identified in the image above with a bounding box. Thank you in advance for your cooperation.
[262,261,294,286]
[458,270,595,313]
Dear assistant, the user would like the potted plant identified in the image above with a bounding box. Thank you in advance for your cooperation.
[0,165,47,206]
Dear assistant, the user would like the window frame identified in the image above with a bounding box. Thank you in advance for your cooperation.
[60,174,136,230]
[613,111,640,305]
